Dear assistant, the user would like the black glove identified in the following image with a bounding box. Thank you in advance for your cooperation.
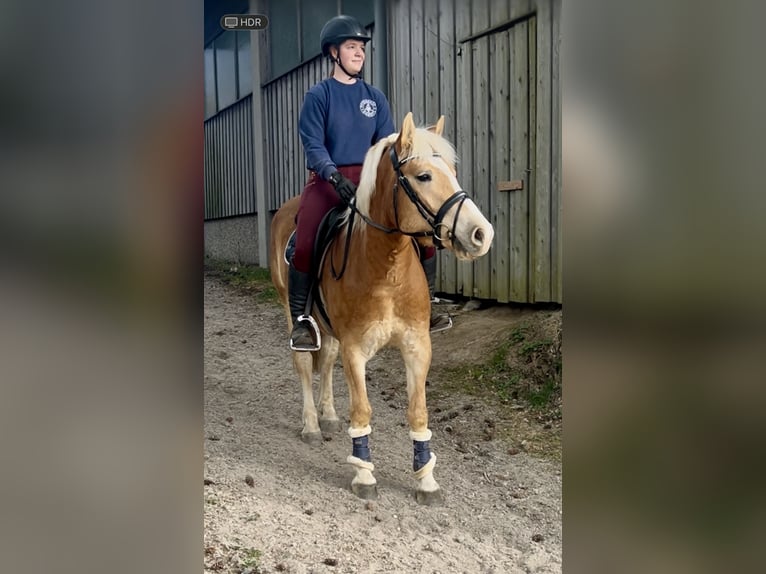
[329,171,357,205]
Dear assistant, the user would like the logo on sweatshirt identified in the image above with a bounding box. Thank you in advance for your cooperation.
[359,99,377,118]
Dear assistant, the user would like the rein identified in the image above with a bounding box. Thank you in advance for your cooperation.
[331,144,469,280]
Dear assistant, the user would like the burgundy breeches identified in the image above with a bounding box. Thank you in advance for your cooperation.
[292,165,363,273]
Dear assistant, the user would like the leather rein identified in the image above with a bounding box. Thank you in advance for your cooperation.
[332,145,469,280]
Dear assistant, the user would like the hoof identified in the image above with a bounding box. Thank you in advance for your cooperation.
[319,418,343,433]
[351,482,378,500]
[416,488,444,506]
[300,431,323,445]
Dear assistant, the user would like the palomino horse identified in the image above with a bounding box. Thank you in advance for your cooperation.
[269,112,494,504]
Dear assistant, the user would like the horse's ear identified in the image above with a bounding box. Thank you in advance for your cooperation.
[429,115,445,136]
[397,112,415,152]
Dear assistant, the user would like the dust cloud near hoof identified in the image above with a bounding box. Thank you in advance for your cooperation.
[416,488,444,506]
[351,483,379,500]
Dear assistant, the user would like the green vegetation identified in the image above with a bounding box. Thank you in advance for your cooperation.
[442,318,562,420]
[204,257,279,303]
[239,547,262,569]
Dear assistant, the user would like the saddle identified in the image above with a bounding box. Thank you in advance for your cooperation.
[284,206,349,335]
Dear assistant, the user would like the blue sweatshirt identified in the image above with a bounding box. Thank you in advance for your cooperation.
[299,77,395,182]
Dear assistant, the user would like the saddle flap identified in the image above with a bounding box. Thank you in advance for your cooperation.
[283,206,349,338]
[312,206,348,277]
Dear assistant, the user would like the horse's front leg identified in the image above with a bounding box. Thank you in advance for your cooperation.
[401,331,443,505]
[342,346,377,500]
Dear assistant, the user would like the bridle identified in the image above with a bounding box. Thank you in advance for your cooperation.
[351,145,468,248]
[332,144,469,279]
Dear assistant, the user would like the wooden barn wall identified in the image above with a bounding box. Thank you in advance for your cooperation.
[204,95,256,219]
[263,25,379,213]
[388,0,561,303]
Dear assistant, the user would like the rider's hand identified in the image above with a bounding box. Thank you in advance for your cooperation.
[329,171,357,205]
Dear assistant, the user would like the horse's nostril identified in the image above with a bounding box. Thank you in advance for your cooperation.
[473,228,484,244]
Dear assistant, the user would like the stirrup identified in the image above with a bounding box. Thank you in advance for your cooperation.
[290,314,321,351]
[429,313,453,333]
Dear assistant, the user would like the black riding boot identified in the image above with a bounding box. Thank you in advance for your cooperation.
[420,253,453,333]
[288,266,320,351]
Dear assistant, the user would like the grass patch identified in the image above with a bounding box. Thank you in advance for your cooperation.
[441,316,562,420]
[239,548,262,569]
[204,257,279,303]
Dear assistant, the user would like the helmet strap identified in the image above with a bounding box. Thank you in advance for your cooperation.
[330,47,362,80]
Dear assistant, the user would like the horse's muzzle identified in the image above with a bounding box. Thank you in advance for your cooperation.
[450,199,494,259]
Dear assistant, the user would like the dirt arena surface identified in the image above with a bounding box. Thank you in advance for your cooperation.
[204,273,561,573]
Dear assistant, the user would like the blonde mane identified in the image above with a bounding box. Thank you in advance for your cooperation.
[352,126,458,234]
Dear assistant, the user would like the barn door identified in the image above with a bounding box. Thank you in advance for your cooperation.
[451,10,537,303]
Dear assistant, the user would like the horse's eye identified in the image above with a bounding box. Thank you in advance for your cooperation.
[416,172,432,182]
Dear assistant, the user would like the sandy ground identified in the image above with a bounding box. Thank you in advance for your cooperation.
[204,274,561,574]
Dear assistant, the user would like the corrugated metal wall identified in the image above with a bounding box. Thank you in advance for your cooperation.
[204,95,256,219]
[263,26,378,213]
[388,0,561,303]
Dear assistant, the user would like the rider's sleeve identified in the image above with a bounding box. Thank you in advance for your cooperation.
[299,90,337,181]
[374,91,395,142]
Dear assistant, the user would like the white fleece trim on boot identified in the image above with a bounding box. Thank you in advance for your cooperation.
[409,428,432,442]
[413,452,437,480]
[347,425,372,439]
[346,455,375,472]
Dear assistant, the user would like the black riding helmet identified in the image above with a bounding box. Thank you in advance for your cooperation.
[320,15,371,57]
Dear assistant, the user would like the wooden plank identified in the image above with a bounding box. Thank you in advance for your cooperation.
[510,19,530,302]
[411,0,425,121]
[510,0,532,20]
[486,0,510,301]
[387,3,398,117]
[235,103,242,215]
[395,0,413,121]
[424,0,439,123]
[438,0,457,294]
[287,71,295,202]
[248,97,254,212]
[492,19,511,302]
[264,89,273,211]
[534,3,551,302]
[468,0,490,299]
[454,0,473,297]
[280,79,287,206]
[370,24,375,85]
[238,105,245,214]
[220,112,227,217]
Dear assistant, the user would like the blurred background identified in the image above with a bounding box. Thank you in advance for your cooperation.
[564,0,766,572]
[0,1,201,572]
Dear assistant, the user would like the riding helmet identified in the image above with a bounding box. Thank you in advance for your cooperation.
[320,15,371,56]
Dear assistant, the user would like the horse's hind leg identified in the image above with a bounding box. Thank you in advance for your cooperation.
[317,337,342,433]
[293,350,322,445]
[342,348,377,499]
[401,334,443,505]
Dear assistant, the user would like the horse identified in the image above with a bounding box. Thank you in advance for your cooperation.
[269,112,494,504]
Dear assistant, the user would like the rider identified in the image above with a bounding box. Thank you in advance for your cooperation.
[288,14,452,351]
